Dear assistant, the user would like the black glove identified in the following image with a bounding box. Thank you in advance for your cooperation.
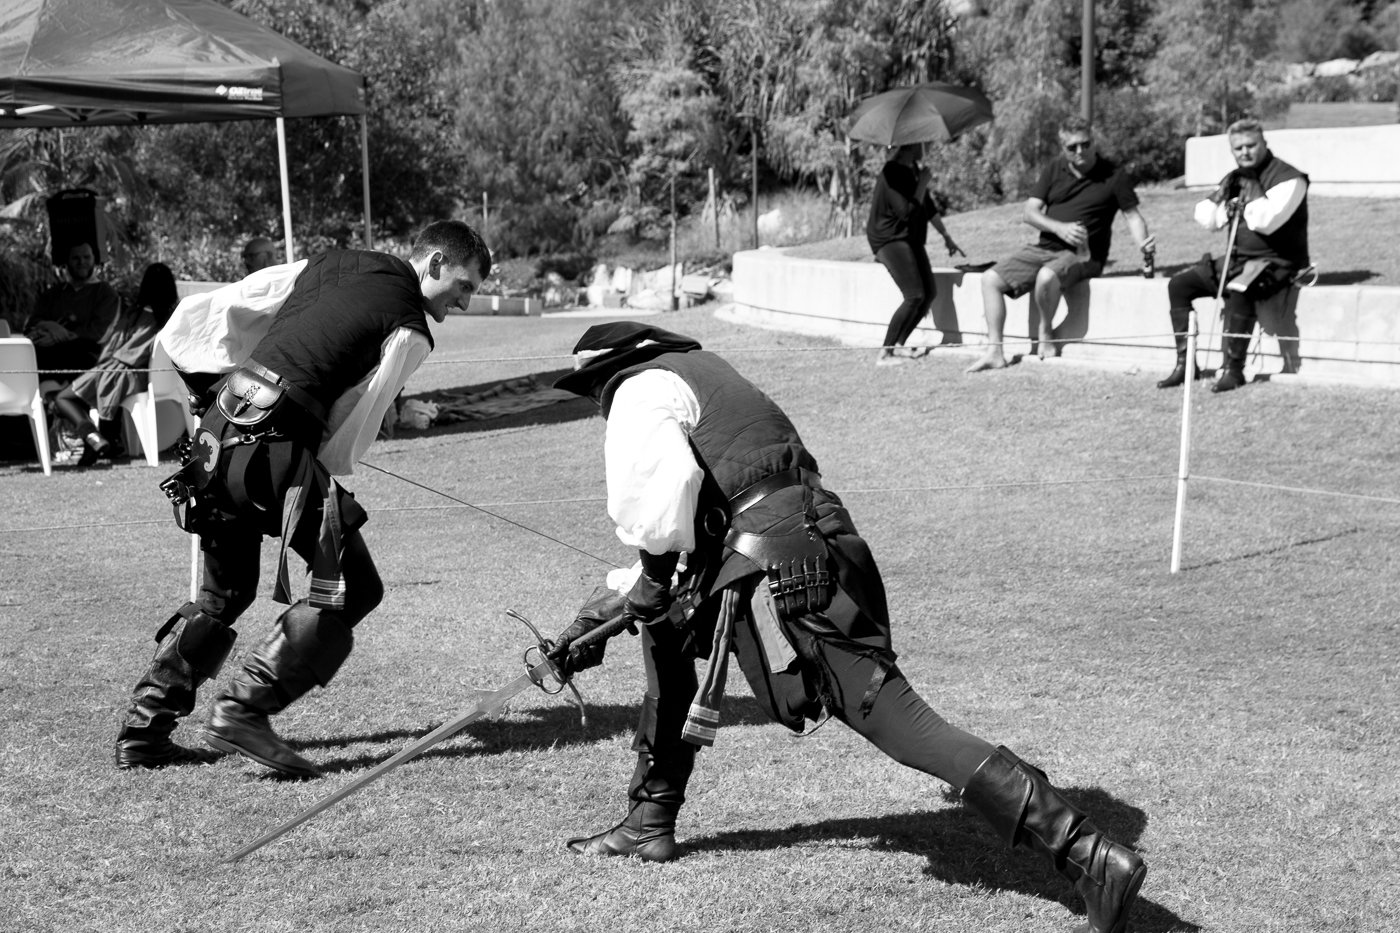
[549,585,629,676]
[1225,197,1244,221]
[624,550,679,628]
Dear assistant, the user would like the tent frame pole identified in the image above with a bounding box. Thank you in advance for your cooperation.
[360,114,372,249]
[276,116,294,262]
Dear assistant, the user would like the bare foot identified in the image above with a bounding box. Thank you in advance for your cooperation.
[965,350,1007,373]
[1036,330,1060,359]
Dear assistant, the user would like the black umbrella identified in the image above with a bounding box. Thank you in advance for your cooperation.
[847,83,994,147]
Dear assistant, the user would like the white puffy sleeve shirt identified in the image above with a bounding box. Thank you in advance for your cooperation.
[604,369,704,555]
[1194,176,1307,234]
[158,260,433,477]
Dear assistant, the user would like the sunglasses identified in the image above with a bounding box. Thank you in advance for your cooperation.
[1063,141,1093,153]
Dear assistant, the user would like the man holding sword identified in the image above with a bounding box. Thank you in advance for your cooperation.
[1156,118,1310,392]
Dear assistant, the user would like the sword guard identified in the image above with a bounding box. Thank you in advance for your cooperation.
[508,608,588,726]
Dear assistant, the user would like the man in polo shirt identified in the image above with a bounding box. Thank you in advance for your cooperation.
[967,117,1154,372]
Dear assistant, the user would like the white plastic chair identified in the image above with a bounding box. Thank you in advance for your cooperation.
[0,337,54,475]
[95,340,197,466]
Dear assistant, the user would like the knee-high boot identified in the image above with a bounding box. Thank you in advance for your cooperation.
[115,607,236,769]
[1212,331,1252,393]
[962,746,1146,933]
[568,689,696,863]
[202,600,353,778]
[1156,309,1202,389]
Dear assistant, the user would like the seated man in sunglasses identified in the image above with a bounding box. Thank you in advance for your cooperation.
[968,117,1154,371]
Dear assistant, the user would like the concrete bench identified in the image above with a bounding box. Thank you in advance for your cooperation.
[726,247,1400,387]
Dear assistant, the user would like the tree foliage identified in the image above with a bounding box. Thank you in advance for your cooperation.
[2,0,1397,277]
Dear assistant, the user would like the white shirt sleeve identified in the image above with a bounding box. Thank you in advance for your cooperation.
[158,261,309,372]
[604,369,704,555]
[317,327,432,476]
[1194,197,1226,231]
[1243,177,1306,235]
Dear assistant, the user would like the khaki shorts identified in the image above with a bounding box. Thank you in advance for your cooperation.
[992,245,1102,298]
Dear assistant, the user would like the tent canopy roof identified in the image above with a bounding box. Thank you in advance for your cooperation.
[0,0,365,128]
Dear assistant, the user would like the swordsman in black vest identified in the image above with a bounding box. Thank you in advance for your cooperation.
[114,221,491,777]
[1158,118,1310,392]
[549,322,1147,933]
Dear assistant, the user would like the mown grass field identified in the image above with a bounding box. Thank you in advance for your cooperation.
[2,307,1398,932]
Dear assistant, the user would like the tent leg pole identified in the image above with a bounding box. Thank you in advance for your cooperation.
[277,117,295,262]
[360,115,373,249]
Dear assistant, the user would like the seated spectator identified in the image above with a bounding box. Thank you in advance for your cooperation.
[241,236,279,275]
[49,263,180,466]
[1156,118,1309,393]
[24,241,121,384]
[968,117,1153,372]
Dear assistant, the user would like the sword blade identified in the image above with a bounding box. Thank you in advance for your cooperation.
[223,611,631,862]
[224,664,546,863]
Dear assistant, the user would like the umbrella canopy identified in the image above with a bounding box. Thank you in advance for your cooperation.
[847,83,994,147]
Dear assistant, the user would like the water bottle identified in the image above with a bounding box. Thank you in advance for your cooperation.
[1141,245,1155,279]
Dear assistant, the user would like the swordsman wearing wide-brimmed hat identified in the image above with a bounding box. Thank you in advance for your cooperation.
[550,321,1147,933]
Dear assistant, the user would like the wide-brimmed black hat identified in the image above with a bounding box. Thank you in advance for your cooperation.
[553,321,702,399]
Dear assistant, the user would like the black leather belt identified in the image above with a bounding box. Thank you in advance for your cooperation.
[728,467,822,519]
[242,359,328,426]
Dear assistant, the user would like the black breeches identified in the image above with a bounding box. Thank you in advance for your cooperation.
[820,646,995,792]
[876,240,937,348]
[197,522,383,628]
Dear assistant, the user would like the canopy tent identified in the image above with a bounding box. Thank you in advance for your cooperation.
[0,0,373,259]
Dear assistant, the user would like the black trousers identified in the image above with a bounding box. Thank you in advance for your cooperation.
[1167,256,1293,361]
[876,240,937,349]
[637,593,995,800]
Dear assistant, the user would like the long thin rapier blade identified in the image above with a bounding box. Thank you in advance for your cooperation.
[224,666,544,863]
[223,611,630,863]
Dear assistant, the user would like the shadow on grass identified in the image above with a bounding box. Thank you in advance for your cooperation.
[301,696,778,775]
[396,367,598,438]
[1180,525,1361,571]
[689,788,1197,933]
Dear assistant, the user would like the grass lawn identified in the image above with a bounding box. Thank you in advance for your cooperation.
[784,187,1400,287]
[2,307,1398,932]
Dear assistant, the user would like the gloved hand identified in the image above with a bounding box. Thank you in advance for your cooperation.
[549,585,629,676]
[1225,197,1244,221]
[623,550,680,628]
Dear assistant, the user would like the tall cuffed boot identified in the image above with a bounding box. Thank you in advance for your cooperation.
[962,746,1146,933]
[202,601,353,778]
[567,745,694,862]
[1157,309,1203,389]
[115,607,236,769]
[1212,332,1251,393]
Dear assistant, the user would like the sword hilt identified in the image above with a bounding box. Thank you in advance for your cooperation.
[507,608,587,724]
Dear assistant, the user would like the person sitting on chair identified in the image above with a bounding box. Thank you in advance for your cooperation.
[24,241,121,385]
[48,263,180,466]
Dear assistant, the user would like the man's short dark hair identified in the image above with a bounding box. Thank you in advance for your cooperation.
[1058,116,1093,140]
[411,220,492,279]
[1226,117,1265,138]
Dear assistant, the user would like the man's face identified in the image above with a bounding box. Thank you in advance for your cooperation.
[419,254,485,322]
[1060,133,1096,173]
[1229,131,1268,170]
[242,241,276,274]
[65,243,96,283]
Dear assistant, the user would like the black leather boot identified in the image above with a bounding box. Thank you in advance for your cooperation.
[1212,329,1252,393]
[568,741,695,863]
[202,602,353,778]
[962,746,1146,933]
[115,608,235,769]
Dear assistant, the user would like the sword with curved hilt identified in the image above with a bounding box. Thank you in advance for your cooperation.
[223,607,630,863]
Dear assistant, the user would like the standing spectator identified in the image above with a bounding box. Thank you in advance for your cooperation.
[1156,119,1309,392]
[867,143,964,366]
[967,118,1153,372]
[113,221,492,774]
[24,241,121,383]
[549,321,1147,933]
[241,236,279,275]
[48,262,180,466]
